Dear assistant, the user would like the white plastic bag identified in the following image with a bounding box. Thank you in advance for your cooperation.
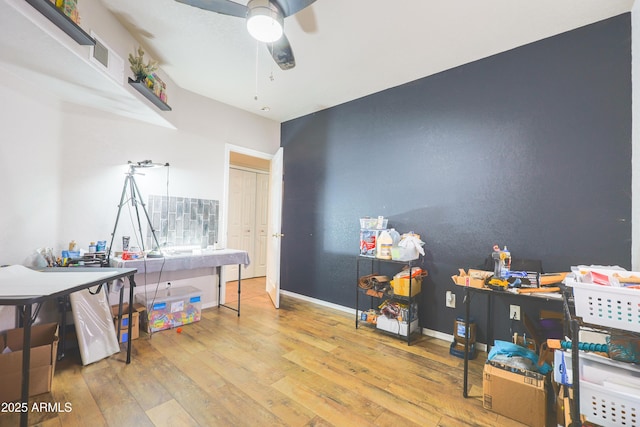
[392,233,425,261]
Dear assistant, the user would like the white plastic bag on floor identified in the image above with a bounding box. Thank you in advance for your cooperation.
[70,286,120,365]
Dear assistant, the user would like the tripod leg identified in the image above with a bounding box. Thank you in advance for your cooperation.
[130,176,162,252]
[107,175,131,263]
[129,177,148,252]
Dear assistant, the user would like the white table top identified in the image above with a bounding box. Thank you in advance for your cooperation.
[109,248,250,274]
[0,265,136,300]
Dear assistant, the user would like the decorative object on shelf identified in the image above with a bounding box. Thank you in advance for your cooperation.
[128,46,158,81]
[62,0,79,24]
[127,47,170,111]
[128,78,172,111]
[26,0,94,45]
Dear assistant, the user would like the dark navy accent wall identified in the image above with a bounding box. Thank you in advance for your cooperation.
[280,14,631,342]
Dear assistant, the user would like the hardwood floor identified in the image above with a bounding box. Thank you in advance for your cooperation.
[0,278,527,427]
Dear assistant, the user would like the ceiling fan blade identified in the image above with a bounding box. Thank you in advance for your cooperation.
[294,4,317,33]
[267,34,295,70]
[273,0,316,18]
[174,0,247,18]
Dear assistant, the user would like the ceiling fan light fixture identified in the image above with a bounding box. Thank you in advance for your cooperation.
[246,0,284,43]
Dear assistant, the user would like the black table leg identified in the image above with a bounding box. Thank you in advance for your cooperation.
[463,287,470,398]
[116,283,124,344]
[57,296,67,360]
[237,264,241,317]
[126,274,136,364]
[20,304,32,427]
[217,266,222,308]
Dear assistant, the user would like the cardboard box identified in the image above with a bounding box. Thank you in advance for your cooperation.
[483,362,547,427]
[376,316,419,337]
[111,303,146,343]
[451,269,492,288]
[391,276,422,297]
[0,322,59,403]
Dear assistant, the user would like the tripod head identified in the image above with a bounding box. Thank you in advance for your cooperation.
[127,160,170,175]
[107,161,169,264]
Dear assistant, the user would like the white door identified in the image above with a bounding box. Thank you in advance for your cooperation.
[266,147,284,308]
[254,173,269,276]
[228,168,257,278]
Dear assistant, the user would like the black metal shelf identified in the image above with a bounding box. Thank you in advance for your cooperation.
[26,0,95,46]
[128,78,172,111]
[355,255,423,345]
[357,285,415,302]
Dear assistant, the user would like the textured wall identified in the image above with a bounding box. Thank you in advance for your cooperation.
[280,14,631,341]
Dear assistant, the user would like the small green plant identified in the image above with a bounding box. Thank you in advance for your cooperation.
[128,46,158,80]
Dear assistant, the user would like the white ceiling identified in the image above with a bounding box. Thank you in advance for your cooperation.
[10,0,639,124]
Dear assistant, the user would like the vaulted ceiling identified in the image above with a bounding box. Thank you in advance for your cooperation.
[6,0,637,123]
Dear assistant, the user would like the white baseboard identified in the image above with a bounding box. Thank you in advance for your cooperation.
[282,290,488,352]
[280,290,355,315]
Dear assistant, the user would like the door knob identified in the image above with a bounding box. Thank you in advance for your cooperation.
[272,233,284,238]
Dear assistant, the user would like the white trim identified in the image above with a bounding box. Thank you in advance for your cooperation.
[222,143,274,303]
[230,165,270,175]
[280,290,355,315]
[281,290,488,351]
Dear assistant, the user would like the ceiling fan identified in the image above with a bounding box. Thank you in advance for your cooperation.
[174,0,317,70]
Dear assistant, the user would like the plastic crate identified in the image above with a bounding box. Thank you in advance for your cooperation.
[580,380,640,427]
[135,286,202,332]
[566,280,640,332]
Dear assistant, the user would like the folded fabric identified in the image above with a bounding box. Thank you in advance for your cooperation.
[488,340,552,374]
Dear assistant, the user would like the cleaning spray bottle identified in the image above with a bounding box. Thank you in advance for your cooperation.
[376,230,393,260]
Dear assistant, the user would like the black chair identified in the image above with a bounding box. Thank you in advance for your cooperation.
[510,258,544,274]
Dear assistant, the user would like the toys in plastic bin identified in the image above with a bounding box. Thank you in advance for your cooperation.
[148,302,201,332]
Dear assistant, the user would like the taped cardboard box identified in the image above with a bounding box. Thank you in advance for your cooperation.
[111,303,146,343]
[451,269,492,288]
[483,362,547,427]
[0,322,59,402]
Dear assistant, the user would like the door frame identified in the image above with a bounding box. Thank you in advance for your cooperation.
[222,144,275,304]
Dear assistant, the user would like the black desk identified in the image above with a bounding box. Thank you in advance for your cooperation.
[0,266,137,427]
[461,284,563,398]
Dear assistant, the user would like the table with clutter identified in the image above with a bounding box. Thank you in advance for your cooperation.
[110,248,250,316]
[0,265,137,427]
[454,247,640,426]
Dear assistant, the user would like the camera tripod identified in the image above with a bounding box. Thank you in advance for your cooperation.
[106,161,167,264]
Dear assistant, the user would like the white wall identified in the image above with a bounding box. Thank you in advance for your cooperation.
[0,2,280,331]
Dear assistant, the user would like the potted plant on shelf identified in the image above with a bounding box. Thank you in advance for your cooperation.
[128,46,158,84]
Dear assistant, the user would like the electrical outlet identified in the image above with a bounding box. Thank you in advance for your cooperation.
[446,291,456,308]
[510,304,520,321]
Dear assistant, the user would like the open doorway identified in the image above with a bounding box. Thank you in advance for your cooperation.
[223,144,283,309]
[227,151,270,280]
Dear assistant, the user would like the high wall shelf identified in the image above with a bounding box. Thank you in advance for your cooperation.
[355,255,424,345]
[25,0,95,45]
[128,78,172,111]
[4,0,175,128]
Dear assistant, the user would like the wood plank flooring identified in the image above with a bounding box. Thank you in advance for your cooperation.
[0,278,527,427]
